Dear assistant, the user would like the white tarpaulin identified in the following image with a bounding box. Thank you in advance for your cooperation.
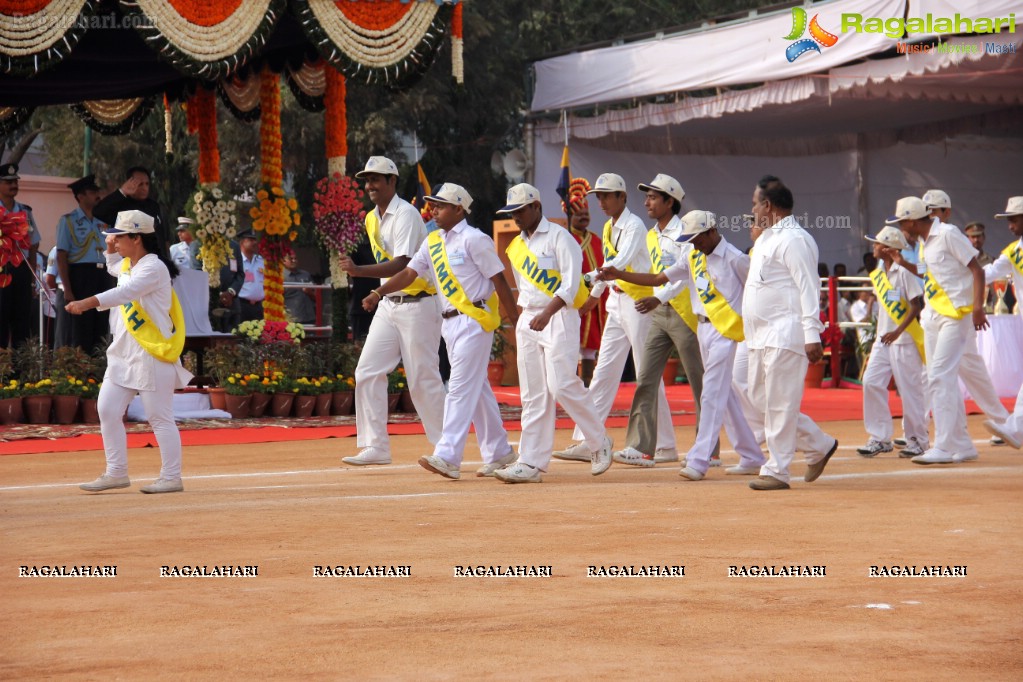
[531,0,904,111]
[905,0,1022,38]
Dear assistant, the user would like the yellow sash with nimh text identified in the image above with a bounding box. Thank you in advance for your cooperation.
[919,242,972,319]
[427,230,500,332]
[506,235,588,309]
[646,229,696,332]
[365,211,435,296]
[1003,241,1023,277]
[870,267,926,363]
[602,219,653,301]
[688,249,745,342]
[118,259,185,363]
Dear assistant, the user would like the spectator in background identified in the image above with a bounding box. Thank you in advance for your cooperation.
[858,251,878,274]
[170,218,194,270]
[282,251,316,325]
[94,166,168,253]
[46,246,71,348]
[219,230,263,324]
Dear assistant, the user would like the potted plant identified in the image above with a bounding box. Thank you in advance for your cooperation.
[294,376,330,418]
[248,371,277,418]
[662,347,680,386]
[386,368,406,412]
[21,378,54,424]
[223,372,257,419]
[332,374,355,416]
[0,378,24,425]
[488,326,508,386]
[270,371,297,418]
[50,374,84,424]
[329,342,360,416]
[79,377,101,424]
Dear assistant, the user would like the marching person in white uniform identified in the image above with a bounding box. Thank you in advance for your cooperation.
[982,196,1023,449]
[363,184,518,480]
[491,184,612,482]
[856,226,929,458]
[68,210,193,494]
[339,156,445,466]
[553,173,676,463]
[742,176,838,490]
[601,210,766,480]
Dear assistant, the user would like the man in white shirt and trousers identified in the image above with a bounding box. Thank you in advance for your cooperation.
[338,156,445,466]
[743,176,838,490]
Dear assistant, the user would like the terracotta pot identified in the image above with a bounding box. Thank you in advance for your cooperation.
[224,393,251,419]
[804,361,826,389]
[293,395,316,418]
[399,389,416,413]
[207,387,227,410]
[662,357,680,385]
[487,361,505,387]
[23,395,53,424]
[249,392,272,418]
[0,397,23,425]
[314,393,333,417]
[387,393,401,412]
[271,392,296,417]
[332,390,354,416]
[80,398,100,424]
[52,395,80,425]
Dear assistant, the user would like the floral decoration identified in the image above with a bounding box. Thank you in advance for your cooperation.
[313,172,365,288]
[1,378,22,398]
[0,205,31,288]
[324,66,347,175]
[0,0,99,77]
[386,367,407,394]
[224,372,260,396]
[188,87,220,184]
[295,376,332,396]
[21,378,54,396]
[69,96,156,136]
[232,319,305,345]
[189,184,237,289]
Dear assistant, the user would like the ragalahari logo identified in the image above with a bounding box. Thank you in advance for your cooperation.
[784,7,839,62]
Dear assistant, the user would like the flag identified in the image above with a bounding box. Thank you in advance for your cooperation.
[555,145,571,206]
[413,163,431,209]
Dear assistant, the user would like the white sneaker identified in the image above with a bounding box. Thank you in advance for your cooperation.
[857,439,893,458]
[708,453,722,468]
[893,437,907,447]
[613,447,655,468]
[552,441,591,462]
[952,451,979,463]
[911,450,954,465]
[418,455,460,480]
[494,462,542,484]
[899,438,926,458]
[140,478,184,494]
[80,474,130,492]
[725,465,761,475]
[342,449,392,466]
[679,466,704,481]
[591,435,613,476]
[654,448,679,463]
[476,451,517,477]
[984,420,1021,449]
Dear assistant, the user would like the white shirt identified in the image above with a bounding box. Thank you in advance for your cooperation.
[96,253,190,391]
[919,218,978,310]
[742,214,824,353]
[169,241,193,270]
[983,237,1023,319]
[588,207,650,297]
[651,215,688,304]
[510,217,583,309]
[408,220,505,315]
[238,252,265,301]
[875,262,923,344]
[664,236,749,318]
[374,195,428,284]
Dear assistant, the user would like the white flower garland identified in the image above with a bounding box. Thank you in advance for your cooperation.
[306,0,439,68]
[127,0,275,62]
[0,0,88,57]
[190,183,238,288]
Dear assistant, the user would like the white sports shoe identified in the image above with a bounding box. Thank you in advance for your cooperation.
[857,439,893,458]
[552,441,591,462]
[708,453,722,468]
[494,462,542,484]
[725,464,761,475]
[899,438,926,458]
[418,455,460,480]
[80,474,130,492]
[476,451,517,477]
[984,419,1021,450]
[911,450,954,465]
[140,478,184,494]
[951,451,979,463]
[654,448,679,463]
[613,447,655,467]
[591,435,613,476]
[342,449,392,466]
[678,466,705,481]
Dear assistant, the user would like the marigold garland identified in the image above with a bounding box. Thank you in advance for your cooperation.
[189,87,220,184]
[324,66,347,162]
[452,1,463,84]
[258,68,283,188]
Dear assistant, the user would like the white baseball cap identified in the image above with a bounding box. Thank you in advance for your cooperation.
[587,173,627,194]
[886,197,930,224]
[355,156,399,178]
[865,225,909,251]
[637,174,685,202]
[424,183,473,214]
[994,196,1023,218]
[922,189,951,209]
[676,210,717,242]
[496,183,541,213]
[105,210,155,235]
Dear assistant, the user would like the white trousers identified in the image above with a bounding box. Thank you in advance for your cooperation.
[862,342,929,447]
[573,289,674,449]
[355,296,445,454]
[685,324,765,473]
[516,307,604,470]
[921,309,976,457]
[98,361,181,479]
[434,315,512,467]
[1003,381,1023,440]
[959,327,1010,422]
[748,346,834,483]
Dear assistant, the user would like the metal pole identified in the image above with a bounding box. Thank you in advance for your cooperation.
[83,125,92,176]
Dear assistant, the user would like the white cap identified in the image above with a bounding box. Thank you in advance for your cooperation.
[994,196,1023,218]
[355,156,399,178]
[424,183,473,214]
[865,225,909,251]
[676,210,717,242]
[922,189,951,209]
[587,173,627,194]
[105,210,155,235]
[496,183,541,213]
[176,216,194,229]
[637,174,685,202]
[886,197,930,224]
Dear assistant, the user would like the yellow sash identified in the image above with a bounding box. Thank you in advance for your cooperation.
[919,242,972,319]
[870,266,926,363]
[426,230,500,332]
[646,229,696,332]
[118,259,185,363]
[506,234,588,308]
[1002,241,1023,278]
[602,218,653,301]
[365,210,435,296]
[688,249,745,342]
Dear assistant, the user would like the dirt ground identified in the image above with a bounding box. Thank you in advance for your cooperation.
[2,415,1021,680]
